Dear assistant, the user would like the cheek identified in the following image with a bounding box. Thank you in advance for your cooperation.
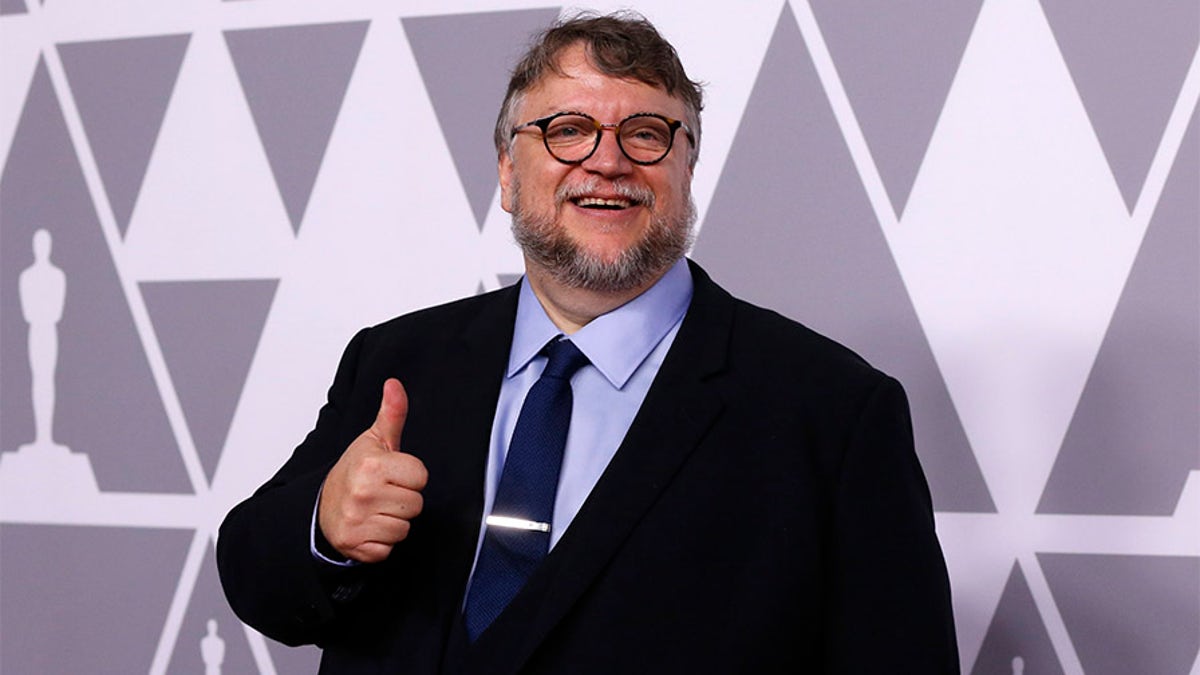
[661,170,693,206]
[515,168,568,210]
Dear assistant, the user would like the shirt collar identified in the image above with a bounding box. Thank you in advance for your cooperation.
[507,257,693,389]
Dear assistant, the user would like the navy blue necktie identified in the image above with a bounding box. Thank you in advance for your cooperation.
[463,337,589,641]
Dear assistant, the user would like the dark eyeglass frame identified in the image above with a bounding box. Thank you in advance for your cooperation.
[511,111,695,166]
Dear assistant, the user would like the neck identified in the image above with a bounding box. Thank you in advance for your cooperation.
[524,258,672,334]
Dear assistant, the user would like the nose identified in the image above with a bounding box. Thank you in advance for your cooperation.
[579,126,633,177]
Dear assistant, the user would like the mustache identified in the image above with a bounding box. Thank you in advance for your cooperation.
[555,177,656,209]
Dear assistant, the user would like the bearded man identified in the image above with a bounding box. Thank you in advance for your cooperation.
[219,12,959,674]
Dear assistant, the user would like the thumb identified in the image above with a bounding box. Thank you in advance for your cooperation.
[371,378,408,452]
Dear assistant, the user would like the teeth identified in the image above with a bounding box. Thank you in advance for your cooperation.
[576,197,631,208]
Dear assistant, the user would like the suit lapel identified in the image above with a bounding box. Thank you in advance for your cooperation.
[467,262,736,673]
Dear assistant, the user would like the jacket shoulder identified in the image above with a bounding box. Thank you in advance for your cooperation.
[733,299,882,379]
[687,260,889,388]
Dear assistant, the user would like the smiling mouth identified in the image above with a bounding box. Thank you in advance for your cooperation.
[572,196,638,210]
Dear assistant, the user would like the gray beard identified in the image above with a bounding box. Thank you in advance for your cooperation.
[510,176,696,293]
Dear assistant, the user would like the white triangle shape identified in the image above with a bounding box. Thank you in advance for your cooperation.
[123,29,293,281]
[894,0,1139,516]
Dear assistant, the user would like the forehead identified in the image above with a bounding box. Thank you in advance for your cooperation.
[517,44,686,121]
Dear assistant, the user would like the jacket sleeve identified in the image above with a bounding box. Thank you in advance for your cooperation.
[825,375,961,673]
[216,328,375,647]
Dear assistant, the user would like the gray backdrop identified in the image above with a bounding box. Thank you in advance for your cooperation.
[1,1,1197,673]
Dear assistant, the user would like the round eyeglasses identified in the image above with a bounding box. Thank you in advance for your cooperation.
[512,112,694,166]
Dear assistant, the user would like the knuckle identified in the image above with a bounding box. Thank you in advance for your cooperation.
[394,520,411,541]
[407,492,424,516]
[407,459,430,490]
[358,455,383,475]
[346,483,373,506]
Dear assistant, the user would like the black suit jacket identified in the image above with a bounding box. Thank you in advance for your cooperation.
[218,261,959,673]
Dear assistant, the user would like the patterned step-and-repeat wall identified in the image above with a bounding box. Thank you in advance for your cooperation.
[1,1,1197,673]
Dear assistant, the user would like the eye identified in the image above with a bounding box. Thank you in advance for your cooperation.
[543,117,594,144]
[622,120,671,148]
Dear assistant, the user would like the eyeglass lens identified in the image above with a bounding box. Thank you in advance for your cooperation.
[543,114,675,164]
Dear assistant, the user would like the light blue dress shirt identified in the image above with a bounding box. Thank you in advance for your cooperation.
[480,257,693,551]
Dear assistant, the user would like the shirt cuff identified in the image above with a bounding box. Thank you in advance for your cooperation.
[310,481,359,568]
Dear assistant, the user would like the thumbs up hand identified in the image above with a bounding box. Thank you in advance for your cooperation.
[318,378,429,563]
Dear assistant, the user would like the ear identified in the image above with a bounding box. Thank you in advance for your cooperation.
[498,151,515,214]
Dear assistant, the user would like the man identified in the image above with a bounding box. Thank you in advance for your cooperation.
[218,12,959,674]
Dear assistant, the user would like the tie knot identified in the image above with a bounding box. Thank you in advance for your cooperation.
[541,338,589,380]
